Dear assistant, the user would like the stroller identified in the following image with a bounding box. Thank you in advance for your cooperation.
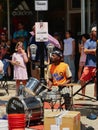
[0,59,9,95]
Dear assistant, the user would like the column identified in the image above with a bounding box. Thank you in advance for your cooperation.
[66,0,70,30]
[81,0,85,34]
[87,0,91,33]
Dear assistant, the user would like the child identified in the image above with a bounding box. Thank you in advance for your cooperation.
[11,41,28,96]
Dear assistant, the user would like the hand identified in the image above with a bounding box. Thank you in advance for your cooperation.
[21,49,25,54]
[47,87,52,92]
[15,61,20,65]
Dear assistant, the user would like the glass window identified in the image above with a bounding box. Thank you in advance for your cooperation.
[71,0,81,8]
[49,0,65,11]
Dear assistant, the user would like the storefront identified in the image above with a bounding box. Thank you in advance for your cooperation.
[0,0,97,37]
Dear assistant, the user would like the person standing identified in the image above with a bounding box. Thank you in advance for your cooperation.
[78,34,89,81]
[80,27,97,99]
[63,30,75,82]
[53,32,63,52]
[12,22,28,52]
[11,41,28,96]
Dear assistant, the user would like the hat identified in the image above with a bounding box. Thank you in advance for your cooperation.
[52,50,63,58]
[91,26,97,31]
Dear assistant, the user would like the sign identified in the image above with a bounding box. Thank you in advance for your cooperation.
[12,0,33,16]
[35,0,48,11]
[35,22,48,42]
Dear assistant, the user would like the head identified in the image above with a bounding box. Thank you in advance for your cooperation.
[0,32,6,41]
[90,26,97,40]
[65,30,72,38]
[53,32,60,40]
[17,22,24,30]
[51,50,63,64]
[15,41,24,52]
[81,34,90,42]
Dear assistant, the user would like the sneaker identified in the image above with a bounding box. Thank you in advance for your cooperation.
[87,113,97,120]
[74,96,85,100]
[77,80,80,84]
[91,98,96,102]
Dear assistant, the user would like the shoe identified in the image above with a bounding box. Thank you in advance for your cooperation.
[91,98,96,102]
[87,113,97,120]
[74,97,85,100]
[77,80,80,84]
[79,97,85,100]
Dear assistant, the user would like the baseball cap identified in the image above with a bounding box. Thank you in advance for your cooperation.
[52,50,63,58]
[91,26,97,32]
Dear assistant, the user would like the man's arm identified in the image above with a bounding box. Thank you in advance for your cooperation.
[84,48,96,55]
[47,65,53,89]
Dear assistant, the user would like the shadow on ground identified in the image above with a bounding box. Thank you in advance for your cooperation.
[73,103,98,116]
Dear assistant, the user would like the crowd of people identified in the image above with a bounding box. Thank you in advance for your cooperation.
[0,21,97,98]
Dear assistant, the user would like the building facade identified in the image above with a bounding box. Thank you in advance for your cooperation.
[0,0,96,37]
[47,0,96,36]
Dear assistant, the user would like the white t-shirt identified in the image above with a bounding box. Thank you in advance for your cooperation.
[63,37,74,56]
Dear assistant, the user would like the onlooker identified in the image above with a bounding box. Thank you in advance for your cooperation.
[11,41,28,96]
[27,25,48,79]
[12,22,28,51]
[80,27,97,99]
[53,32,63,52]
[0,32,11,77]
[63,30,75,81]
[78,34,90,81]
[27,25,41,62]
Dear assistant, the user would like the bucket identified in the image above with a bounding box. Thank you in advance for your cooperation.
[8,114,26,130]
[26,77,40,95]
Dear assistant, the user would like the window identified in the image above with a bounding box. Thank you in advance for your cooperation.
[71,0,81,8]
[49,0,65,11]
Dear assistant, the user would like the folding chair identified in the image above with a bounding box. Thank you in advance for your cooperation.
[0,59,9,95]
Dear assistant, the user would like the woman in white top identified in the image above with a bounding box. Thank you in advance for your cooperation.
[63,30,75,82]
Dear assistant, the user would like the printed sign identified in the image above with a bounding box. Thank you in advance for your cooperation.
[35,22,48,42]
[35,0,48,11]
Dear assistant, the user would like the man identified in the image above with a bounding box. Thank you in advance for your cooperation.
[80,26,97,99]
[47,50,72,110]
[12,22,28,51]
[47,50,72,89]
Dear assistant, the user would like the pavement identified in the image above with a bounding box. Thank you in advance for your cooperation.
[0,81,98,130]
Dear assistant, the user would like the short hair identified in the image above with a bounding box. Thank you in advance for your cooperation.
[81,34,90,40]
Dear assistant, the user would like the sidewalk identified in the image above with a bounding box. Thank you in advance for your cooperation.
[0,81,98,130]
[72,83,98,130]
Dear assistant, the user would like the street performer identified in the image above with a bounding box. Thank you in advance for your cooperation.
[47,50,72,89]
[47,50,72,109]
